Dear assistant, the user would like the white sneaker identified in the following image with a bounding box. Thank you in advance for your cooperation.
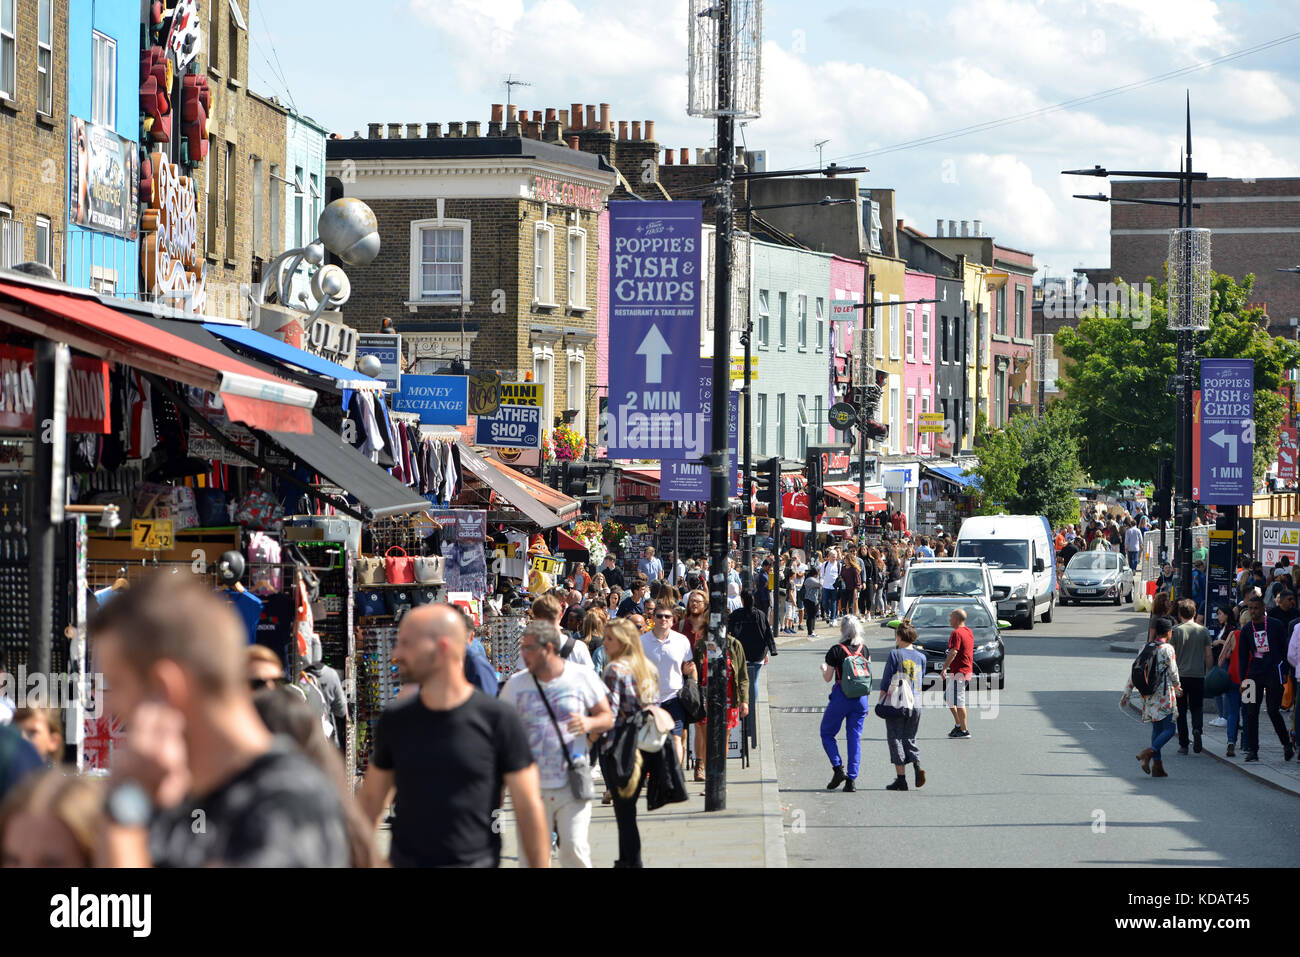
[1208,717,1227,727]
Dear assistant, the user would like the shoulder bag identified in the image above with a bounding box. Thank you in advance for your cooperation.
[636,704,675,753]
[413,554,446,584]
[357,555,386,585]
[678,673,706,724]
[532,673,596,802]
[384,546,416,585]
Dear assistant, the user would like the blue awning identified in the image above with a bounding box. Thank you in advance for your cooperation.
[925,464,981,490]
[202,322,384,391]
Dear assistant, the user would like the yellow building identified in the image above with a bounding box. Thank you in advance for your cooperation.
[866,253,907,454]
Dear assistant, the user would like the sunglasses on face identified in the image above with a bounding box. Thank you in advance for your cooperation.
[655,612,674,620]
[250,677,288,691]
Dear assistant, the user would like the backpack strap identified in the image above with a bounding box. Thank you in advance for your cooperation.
[560,635,576,659]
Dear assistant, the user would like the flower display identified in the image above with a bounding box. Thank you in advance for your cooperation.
[544,424,587,463]
[572,519,606,567]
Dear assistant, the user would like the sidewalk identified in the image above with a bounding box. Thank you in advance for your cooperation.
[493,666,789,868]
[1125,698,1300,797]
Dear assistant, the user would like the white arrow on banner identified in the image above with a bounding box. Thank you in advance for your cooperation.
[637,324,671,384]
[1210,429,1239,463]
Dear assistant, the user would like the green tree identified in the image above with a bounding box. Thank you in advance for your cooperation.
[969,404,1083,526]
[1056,271,1300,485]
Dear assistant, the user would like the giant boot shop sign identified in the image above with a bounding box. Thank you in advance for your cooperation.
[141,153,205,314]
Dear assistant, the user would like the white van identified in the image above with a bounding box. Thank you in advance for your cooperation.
[955,515,1056,629]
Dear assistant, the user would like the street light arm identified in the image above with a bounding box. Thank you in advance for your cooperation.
[735,164,868,180]
[855,297,940,310]
[1072,193,1200,209]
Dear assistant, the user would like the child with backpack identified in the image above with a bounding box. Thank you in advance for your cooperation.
[1121,615,1183,778]
[819,617,872,792]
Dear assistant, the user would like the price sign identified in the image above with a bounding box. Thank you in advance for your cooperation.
[530,555,565,576]
[131,519,174,551]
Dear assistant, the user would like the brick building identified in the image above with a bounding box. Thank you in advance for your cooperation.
[0,0,68,271]
[1103,177,1300,329]
[326,106,620,443]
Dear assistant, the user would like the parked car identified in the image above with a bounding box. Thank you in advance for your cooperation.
[1059,550,1134,606]
[883,596,1007,689]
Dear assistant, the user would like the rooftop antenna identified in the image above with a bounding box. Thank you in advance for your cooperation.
[814,138,830,168]
[504,74,532,104]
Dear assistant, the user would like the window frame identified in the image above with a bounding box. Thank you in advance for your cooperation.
[34,215,50,268]
[36,0,52,116]
[224,141,236,260]
[796,293,808,349]
[1015,286,1026,339]
[889,384,901,454]
[776,393,786,459]
[92,32,116,128]
[921,307,931,363]
[293,166,304,249]
[251,157,263,256]
[778,291,787,349]
[906,391,915,454]
[940,316,949,364]
[757,393,767,455]
[566,347,587,435]
[796,394,809,459]
[409,219,472,303]
[997,284,1008,336]
[905,306,915,361]
[815,297,825,352]
[756,289,770,348]
[813,394,824,446]
[533,345,555,430]
[567,226,587,309]
[889,295,901,360]
[533,220,555,306]
[1,0,16,101]
[874,293,884,359]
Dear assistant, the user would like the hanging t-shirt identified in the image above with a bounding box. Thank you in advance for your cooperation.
[255,592,297,667]
[219,588,264,645]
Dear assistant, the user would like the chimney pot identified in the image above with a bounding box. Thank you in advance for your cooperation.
[569,135,580,150]
[633,121,643,141]
[936,219,944,237]
[735,146,745,162]
[447,122,463,138]
[467,121,482,138]
[599,103,611,130]
[559,109,569,128]
[645,120,656,142]
[570,103,584,129]
[948,220,957,237]
[973,219,982,236]
[427,122,442,138]
[387,123,402,139]
[544,119,560,142]
[586,105,597,128]
[406,123,421,140]
[532,110,543,125]
[506,104,518,122]
[618,121,629,140]
[491,104,504,123]
[368,123,383,140]
[961,220,970,237]
[680,148,689,165]
[664,149,674,166]
[545,108,557,123]
[696,148,707,165]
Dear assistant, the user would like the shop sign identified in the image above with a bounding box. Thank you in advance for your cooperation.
[476,383,544,449]
[69,117,139,239]
[165,0,204,70]
[0,345,110,434]
[428,508,486,543]
[142,152,205,314]
[304,315,358,367]
[532,176,602,212]
[1198,358,1253,505]
[356,333,402,391]
[131,518,174,551]
[810,445,853,483]
[1259,521,1300,567]
[467,370,501,415]
[394,374,468,425]
[530,554,565,576]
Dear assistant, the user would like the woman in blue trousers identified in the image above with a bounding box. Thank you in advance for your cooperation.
[820,616,870,792]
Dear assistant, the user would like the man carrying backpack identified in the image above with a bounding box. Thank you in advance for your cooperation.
[819,617,872,792]
[1238,595,1295,763]
[1121,615,1182,778]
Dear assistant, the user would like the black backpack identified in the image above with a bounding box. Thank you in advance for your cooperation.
[1130,642,1165,697]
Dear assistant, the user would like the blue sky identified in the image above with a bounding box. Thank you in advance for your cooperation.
[253,0,1300,280]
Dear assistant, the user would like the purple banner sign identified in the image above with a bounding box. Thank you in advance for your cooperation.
[661,393,740,501]
[605,201,705,460]
[1199,358,1254,505]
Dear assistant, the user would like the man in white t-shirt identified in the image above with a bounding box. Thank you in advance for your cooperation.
[500,620,612,868]
[640,608,697,765]
[819,550,842,625]
[514,593,594,674]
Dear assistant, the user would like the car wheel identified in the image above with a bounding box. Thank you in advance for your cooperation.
[996,666,1006,690]
[1113,592,1121,606]
[1125,585,1134,604]
[1020,611,1034,630]
[1041,596,1054,623]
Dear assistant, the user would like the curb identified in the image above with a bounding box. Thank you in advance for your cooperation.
[1110,642,1144,654]
[755,666,789,868]
[1123,700,1300,798]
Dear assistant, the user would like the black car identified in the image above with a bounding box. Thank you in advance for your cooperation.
[885,596,1007,689]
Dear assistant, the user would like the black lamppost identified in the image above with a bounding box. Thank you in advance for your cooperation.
[1063,99,1209,600]
[735,195,855,590]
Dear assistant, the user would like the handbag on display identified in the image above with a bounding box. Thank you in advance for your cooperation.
[385,587,415,617]
[414,555,447,585]
[636,705,675,753]
[384,546,416,585]
[409,586,440,607]
[358,591,387,617]
[235,484,284,531]
[357,555,386,585]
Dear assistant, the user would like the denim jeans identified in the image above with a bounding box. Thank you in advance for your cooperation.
[820,683,868,779]
[745,662,762,747]
[1220,687,1241,744]
[1242,670,1291,754]
[1127,550,1140,571]
[821,587,837,621]
[1150,715,1176,760]
[1175,676,1205,747]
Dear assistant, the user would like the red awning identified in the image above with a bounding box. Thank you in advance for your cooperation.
[556,529,588,552]
[825,483,887,511]
[0,279,315,433]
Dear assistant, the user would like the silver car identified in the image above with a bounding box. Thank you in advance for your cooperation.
[1059,550,1134,606]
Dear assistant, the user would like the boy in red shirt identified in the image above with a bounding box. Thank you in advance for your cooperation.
[943,608,975,738]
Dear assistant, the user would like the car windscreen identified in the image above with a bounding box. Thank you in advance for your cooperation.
[906,567,985,596]
[1066,552,1121,572]
[908,602,994,630]
[956,539,1029,570]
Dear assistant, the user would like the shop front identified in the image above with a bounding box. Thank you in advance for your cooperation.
[921,462,981,537]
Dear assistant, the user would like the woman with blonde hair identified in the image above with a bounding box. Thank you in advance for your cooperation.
[599,619,659,868]
[680,589,711,780]
[2,769,102,867]
[582,608,610,674]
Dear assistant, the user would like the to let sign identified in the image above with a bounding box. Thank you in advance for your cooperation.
[829,299,859,323]
[1198,359,1254,505]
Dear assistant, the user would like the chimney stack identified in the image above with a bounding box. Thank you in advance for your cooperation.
[585,105,597,128]
[446,122,462,138]
[427,122,442,139]
[406,123,421,140]
[935,219,944,237]
[568,135,580,150]
[599,103,611,131]
[973,219,982,236]
[680,148,690,165]
[618,120,629,140]
[506,104,518,122]
[645,120,656,141]
[544,119,560,141]
[467,121,481,137]
[664,149,674,165]
[387,123,402,139]
[948,220,957,237]
[559,109,569,128]
[368,123,382,140]
[570,103,584,129]
[961,220,970,237]
[696,148,707,165]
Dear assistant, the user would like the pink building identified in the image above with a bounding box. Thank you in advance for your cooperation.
[903,270,937,456]
[829,255,866,414]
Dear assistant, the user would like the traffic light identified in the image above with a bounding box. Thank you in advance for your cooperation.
[1152,457,1173,521]
[755,457,781,521]
[564,463,590,497]
[808,483,826,520]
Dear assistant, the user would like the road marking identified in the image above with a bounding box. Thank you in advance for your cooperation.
[1083,722,1096,731]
